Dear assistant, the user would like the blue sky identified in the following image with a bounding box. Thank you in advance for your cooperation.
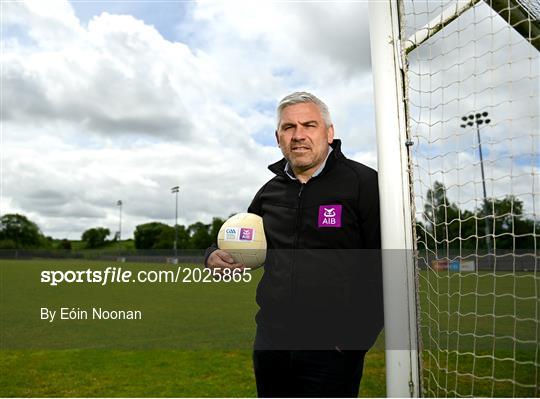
[71,1,190,42]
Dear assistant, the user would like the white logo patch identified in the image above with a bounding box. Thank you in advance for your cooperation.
[224,227,239,241]
[323,208,336,217]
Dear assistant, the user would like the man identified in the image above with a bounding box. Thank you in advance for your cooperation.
[206,92,383,397]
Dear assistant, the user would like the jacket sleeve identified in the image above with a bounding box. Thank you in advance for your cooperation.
[358,171,382,249]
[203,244,218,267]
[247,183,266,216]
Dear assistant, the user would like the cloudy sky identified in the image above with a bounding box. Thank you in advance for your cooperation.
[402,0,539,227]
[2,0,377,239]
[2,0,537,241]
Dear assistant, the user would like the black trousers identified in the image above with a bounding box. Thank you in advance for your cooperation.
[253,349,367,397]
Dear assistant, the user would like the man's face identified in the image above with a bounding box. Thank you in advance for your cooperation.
[276,102,334,174]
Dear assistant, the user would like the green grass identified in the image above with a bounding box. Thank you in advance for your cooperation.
[0,348,386,397]
[0,259,537,397]
[418,270,539,397]
[0,350,256,397]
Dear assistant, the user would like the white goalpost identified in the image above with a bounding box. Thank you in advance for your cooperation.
[369,0,421,397]
[370,0,538,397]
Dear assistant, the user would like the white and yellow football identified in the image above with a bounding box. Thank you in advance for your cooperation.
[217,213,266,269]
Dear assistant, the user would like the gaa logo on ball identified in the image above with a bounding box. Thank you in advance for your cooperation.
[224,228,238,240]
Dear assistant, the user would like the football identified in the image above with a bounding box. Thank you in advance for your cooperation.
[217,213,266,269]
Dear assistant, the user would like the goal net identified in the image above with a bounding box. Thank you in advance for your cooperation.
[399,0,539,396]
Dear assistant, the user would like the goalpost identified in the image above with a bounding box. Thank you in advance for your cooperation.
[369,0,538,397]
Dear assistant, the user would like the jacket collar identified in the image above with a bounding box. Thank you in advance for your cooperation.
[268,139,345,178]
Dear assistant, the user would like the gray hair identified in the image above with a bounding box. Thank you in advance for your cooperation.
[276,91,332,129]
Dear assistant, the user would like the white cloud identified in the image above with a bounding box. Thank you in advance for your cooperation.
[1,0,378,240]
[404,1,539,223]
[2,0,535,244]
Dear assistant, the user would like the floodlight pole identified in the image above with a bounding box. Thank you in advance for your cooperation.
[460,113,491,254]
[369,0,421,397]
[171,186,179,257]
[117,200,122,241]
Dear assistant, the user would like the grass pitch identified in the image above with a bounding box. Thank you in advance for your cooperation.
[0,259,537,397]
[418,269,538,397]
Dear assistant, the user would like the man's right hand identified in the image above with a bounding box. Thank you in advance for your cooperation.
[206,249,245,271]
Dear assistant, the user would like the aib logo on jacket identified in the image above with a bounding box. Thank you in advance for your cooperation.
[318,205,342,228]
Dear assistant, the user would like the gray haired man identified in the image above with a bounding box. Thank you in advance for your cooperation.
[206,92,383,397]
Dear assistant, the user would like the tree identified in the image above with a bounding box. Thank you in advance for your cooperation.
[210,217,225,241]
[423,181,465,251]
[41,236,54,249]
[58,239,72,251]
[0,239,17,249]
[151,225,175,249]
[0,214,43,248]
[158,224,189,250]
[482,196,537,250]
[134,222,192,250]
[134,222,169,249]
[421,182,537,252]
[153,225,189,250]
[81,227,110,249]
[188,221,213,249]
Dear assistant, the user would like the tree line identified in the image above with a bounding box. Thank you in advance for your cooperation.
[0,182,536,251]
[418,181,537,251]
[132,219,225,250]
[0,214,226,250]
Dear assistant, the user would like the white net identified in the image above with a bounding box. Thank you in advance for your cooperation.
[399,0,539,396]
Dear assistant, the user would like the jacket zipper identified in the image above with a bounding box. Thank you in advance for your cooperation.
[291,182,305,308]
[293,183,304,248]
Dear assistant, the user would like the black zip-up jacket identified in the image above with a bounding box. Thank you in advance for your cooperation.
[208,139,383,350]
